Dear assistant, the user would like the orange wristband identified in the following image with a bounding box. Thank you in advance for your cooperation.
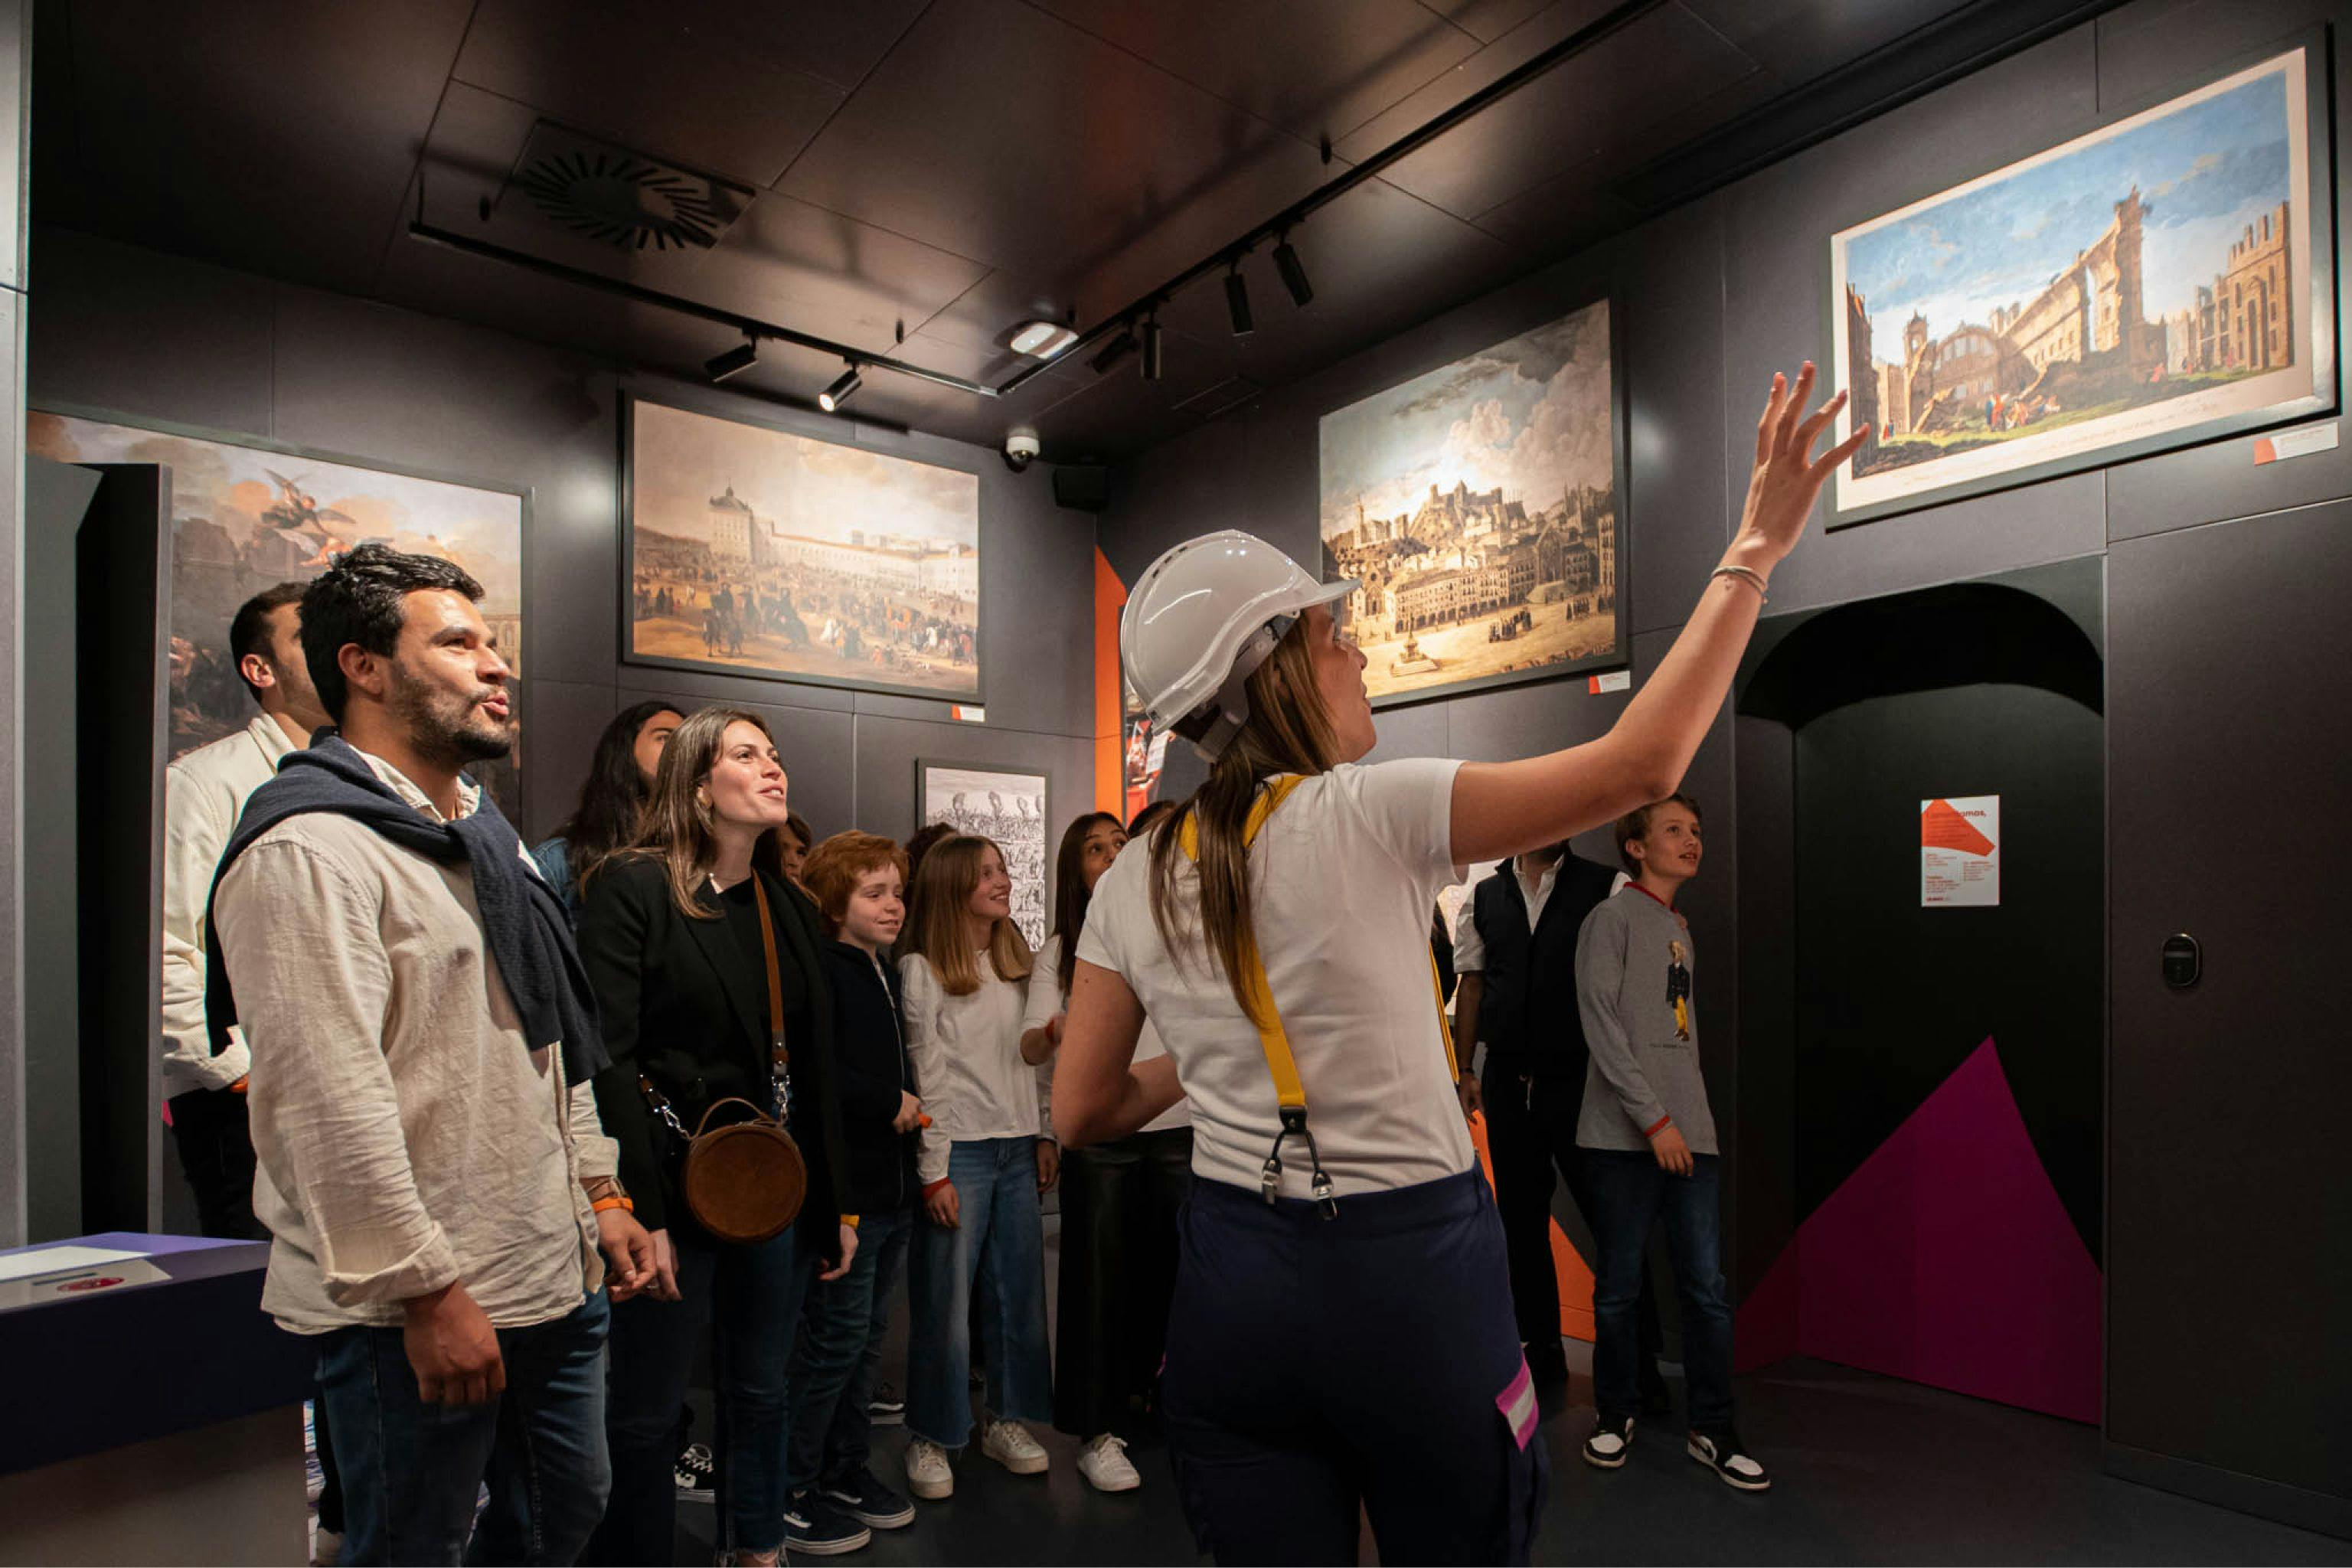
[591,1195,634,1214]
[1643,1115,1673,1138]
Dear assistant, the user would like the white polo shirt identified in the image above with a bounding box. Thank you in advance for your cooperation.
[1079,759,1475,1199]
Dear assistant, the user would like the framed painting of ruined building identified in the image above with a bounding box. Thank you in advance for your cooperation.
[1318,295,1628,707]
[1831,40,2335,527]
[621,393,983,701]
[24,407,528,819]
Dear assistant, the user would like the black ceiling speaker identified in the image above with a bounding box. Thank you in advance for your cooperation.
[1052,466,1110,512]
[509,122,750,251]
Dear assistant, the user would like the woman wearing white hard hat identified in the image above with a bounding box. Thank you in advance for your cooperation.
[1053,366,1865,1564]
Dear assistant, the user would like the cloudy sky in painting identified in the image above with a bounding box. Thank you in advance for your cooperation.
[1844,58,2295,348]
[1318,299,1612,541]
[632,400,977,548]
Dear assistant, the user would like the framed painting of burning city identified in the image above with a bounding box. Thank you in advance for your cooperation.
[24,407,529,819]
[1831,41,2335,527]
[621,394,983,701]
[1318,296,1628,707]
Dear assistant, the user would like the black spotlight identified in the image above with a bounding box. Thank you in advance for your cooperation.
[705,337,759,384]
[1091,326,1138,375]
[1273,236,1313,307]
[818,362,862,413]
[1141,316,1164,382]
[1225,266,1254,336]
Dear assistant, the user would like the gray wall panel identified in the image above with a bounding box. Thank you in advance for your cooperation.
[25,227,273,436]
[521,678,620,841]
[851,712,1091,850]
[1623,196,1731,635]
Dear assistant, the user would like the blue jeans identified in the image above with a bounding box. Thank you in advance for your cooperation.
[786,1206,913,1492]
[1583,1150,1735,1431]
[908,1137,1052,1446]
[585,1226,815,1562]
[316,1290,610,1566]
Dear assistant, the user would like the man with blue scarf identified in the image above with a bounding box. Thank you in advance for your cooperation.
[210,545,655,1566]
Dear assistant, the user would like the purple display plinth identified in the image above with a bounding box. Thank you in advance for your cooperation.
[0,1230,252,1259]
[1735,1039,2102,1425]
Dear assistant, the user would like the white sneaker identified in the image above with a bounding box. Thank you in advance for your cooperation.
[1076,1432,1140,1492]
[980,1418,1049,1475]
[904,1437,954,1500]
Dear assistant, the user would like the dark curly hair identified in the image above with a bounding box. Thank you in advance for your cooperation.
[299,544,485,722]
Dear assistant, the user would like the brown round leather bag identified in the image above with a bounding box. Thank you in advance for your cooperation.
[678,1097,807,1244]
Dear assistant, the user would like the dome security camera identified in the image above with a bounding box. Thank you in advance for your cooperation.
[1003,430,1041,473]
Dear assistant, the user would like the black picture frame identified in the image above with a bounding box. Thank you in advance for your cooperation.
[1313,287,1633,710]
[913,757,1052,949]
[1825,31,2338,529]
[619,389,987,704]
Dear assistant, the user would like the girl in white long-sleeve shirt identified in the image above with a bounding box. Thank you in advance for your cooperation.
[897,835,1054,1500]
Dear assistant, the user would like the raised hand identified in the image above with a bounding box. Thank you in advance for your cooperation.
[1734,363,1870,568]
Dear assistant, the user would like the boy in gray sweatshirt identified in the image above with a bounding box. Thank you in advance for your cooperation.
[1573,794,1769,1492]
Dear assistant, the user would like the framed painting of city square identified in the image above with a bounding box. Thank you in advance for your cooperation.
[24,407,529,820]
[1318,296,1628,707]
[621,394,983,700]
[1831,42,2334,527]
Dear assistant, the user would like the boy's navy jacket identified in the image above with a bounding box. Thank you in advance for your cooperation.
[823,939,921,1214]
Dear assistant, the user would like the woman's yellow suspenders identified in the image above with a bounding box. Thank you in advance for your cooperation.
[1180,775,1461,1217]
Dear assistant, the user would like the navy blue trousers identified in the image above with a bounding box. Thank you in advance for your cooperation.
[1162,1167,1548,1566]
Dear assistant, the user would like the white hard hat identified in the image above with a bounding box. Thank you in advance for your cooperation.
[1121,530,1356,761]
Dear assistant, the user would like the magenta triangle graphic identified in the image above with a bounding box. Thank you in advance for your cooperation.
[1736,1039,2101,1423]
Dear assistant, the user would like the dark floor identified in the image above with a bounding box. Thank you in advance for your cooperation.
[670,1219,2349,1566]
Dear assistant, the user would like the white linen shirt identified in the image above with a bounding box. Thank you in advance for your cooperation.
[214,750,619,1334]
[899,952,1049,1184]
[161,714,296,1093]
[1026,933,1190,1134]
[1078,759,1475,1200]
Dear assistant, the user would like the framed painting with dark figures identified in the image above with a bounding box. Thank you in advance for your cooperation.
[622,393,983,701]
[24,408,529,820]
[1318,295,1629,707]
[1831,41,2336,526]
[916,760,1050,950]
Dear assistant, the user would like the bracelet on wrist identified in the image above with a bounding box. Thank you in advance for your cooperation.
[1710,564,1769,603]
[591,1195,634,1214]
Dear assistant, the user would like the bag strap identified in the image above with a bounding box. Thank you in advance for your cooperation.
[748,874,790,1071]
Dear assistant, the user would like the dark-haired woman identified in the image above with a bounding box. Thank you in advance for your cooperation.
[532,701,682,919]
[577,707,860,1566]
[1022,812,1188,1493]
[1054,368,1863,1563]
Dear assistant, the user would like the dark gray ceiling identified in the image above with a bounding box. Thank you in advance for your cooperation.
[31,0,2113,460]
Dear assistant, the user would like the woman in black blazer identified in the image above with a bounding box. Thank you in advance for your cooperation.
[577,706,856,1566]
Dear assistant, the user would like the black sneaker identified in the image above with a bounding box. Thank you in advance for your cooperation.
[867,1382,906,1426]
[673,1441,714,1499]
[821,1467,916,1530]
[1582,1414,1636,1469]
[782,1491,873,1556]
[1687,1428,1772,1491]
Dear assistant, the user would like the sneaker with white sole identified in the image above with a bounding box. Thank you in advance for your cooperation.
[1076,1432,1140,1492]
[1687,1428,1772,1491]
[821,1467,916,1530]
[782,1490,873,1556]
[1582,1414,1636,1469]
[981,1418,1049,1475]
[904,1436,954,1500]
[867,1382,906,1426]
[673,1441,714,1499]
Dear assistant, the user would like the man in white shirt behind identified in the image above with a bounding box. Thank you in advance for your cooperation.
[160,582,328,1240]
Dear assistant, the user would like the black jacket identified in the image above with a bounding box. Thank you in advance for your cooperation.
[577,855,849,1254]
[819,940,921,1215]
[1471,849,1617,1079]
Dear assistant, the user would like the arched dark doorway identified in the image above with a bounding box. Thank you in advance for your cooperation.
[1731,556,2105,1423]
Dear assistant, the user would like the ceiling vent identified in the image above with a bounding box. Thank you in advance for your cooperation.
[504,121,750,252]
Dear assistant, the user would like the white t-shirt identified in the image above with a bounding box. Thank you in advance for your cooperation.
[1078,759,1475,1199]
[1027,933,1191,1134]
